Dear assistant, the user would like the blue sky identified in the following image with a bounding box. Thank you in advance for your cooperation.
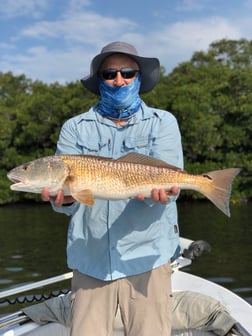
[1,0,252,84]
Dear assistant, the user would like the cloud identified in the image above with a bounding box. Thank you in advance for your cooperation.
[0,46,90,83]
[164,17,241,50]
[137,16,242,72]
[244,0,252,9]
[0,6,137,83]
[0,0,48,19]
[0,42,15,50]
[0,14,244,82]
[175,0,211,12]
[68,0,91,12]
[2,1,252,83]
[19,11,136,47]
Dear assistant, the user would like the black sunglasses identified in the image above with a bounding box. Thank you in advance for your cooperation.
[100,68,139,80]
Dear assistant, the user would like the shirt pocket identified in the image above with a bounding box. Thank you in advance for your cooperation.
[122,135,153,155]
[76,138,107,155]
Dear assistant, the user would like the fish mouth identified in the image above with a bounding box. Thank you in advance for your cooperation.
[7,173,22,183]
[9,180,27,191]
[10,183,24,190]
[9,177,22,183]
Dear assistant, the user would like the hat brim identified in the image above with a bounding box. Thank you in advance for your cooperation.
[81,51,160,95]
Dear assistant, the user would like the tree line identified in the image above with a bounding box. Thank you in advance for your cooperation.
[0,38,251,204]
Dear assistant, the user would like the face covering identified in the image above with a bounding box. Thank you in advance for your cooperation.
[98,74,142,120]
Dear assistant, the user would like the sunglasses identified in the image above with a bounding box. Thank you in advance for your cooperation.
[100,68,139,80]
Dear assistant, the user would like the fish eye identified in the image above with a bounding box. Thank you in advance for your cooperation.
[23,164,29,171]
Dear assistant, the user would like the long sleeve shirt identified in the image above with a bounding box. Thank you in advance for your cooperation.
[52,101,184,281]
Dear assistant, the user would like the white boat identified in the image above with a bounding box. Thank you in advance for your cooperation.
[0,238,251,336]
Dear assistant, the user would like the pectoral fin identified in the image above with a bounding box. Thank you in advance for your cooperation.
[72,189,95,206]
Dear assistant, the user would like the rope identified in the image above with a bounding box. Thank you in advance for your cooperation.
[0,289,70,306]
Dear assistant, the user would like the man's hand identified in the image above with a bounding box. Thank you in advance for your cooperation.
[136,186,179,204]
[41,188,75,207]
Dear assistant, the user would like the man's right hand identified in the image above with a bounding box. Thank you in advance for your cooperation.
[41,188,75,207]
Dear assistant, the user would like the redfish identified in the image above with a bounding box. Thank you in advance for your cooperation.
[7,153,241,216]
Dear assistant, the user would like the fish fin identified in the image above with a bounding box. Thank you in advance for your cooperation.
[72,189,95,206]
[200,168,241,217]
[116,153,183,171]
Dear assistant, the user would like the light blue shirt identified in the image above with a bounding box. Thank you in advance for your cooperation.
[52,101,184,281]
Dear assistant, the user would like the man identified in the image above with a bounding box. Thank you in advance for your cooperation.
[42,41,183,336]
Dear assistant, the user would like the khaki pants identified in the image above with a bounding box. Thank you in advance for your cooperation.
[70,262,172,336]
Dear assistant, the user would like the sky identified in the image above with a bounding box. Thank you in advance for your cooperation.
[1,0,252,84]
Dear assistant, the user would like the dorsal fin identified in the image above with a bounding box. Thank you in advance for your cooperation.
[115,153,183,171]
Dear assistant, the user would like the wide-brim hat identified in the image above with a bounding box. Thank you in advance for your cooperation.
[81,41,160,95]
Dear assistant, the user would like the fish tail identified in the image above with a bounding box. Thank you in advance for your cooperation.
[199,168,241,217]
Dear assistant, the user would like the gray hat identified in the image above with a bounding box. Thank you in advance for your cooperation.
[81,41,160,95]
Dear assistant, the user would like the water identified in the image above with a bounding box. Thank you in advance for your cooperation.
[178,201,252,305]
[0,201,251,313]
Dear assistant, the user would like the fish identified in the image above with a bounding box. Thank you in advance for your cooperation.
[7,153,241,217]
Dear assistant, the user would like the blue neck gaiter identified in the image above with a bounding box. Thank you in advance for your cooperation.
[98,74,142,120]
